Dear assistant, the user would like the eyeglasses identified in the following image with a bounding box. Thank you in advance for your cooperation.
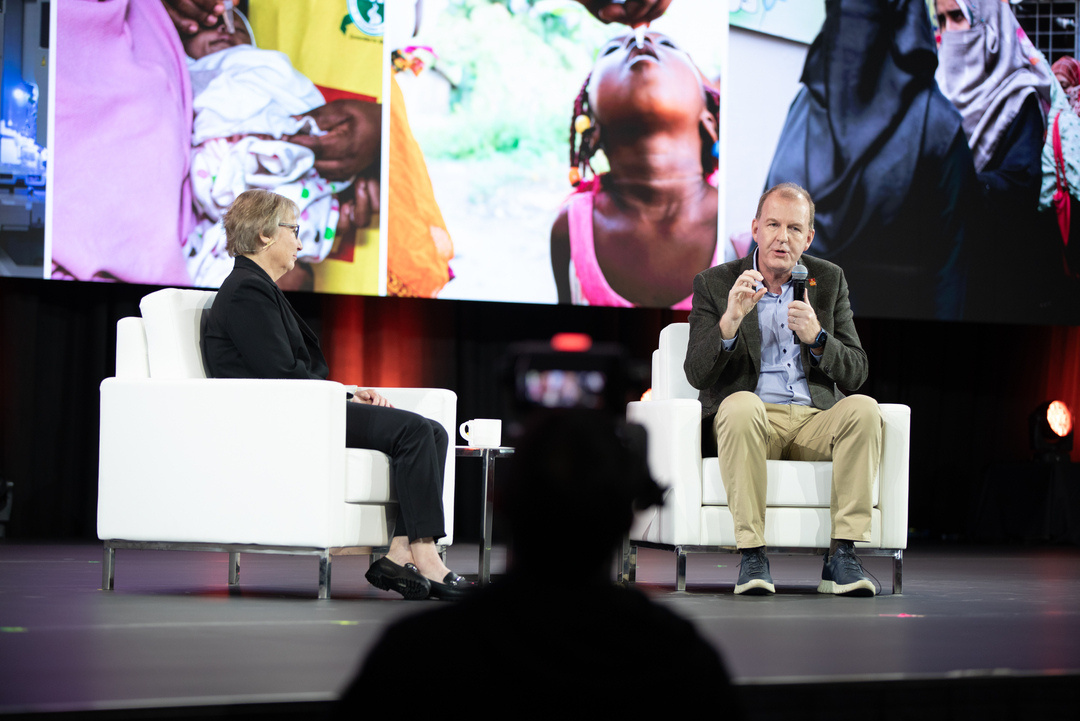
[278,223,300,238]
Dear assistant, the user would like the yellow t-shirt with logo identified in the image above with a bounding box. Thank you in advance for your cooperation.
[249,0,382,295]
[249,0,452,298]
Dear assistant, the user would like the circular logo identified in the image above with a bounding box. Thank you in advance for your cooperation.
[347,0,384,37]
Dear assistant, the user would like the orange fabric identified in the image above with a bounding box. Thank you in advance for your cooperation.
[387,74,453,298]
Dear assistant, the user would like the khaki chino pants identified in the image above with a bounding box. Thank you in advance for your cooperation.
[712,392,882,549]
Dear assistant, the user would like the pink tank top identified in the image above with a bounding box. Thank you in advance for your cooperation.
[566,189,721,309]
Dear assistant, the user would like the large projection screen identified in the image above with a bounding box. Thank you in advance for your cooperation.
[43,0,727,306]
[26,0,1080,324]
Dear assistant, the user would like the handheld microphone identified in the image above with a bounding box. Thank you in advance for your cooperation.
[791,263,808,343]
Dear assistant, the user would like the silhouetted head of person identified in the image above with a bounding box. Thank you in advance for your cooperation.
[504,410,663,579]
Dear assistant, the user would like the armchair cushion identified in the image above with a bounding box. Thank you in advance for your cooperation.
[344,450,392,503]
[139,288,216,379]
[700,459,880,507]
[698,507,883,548]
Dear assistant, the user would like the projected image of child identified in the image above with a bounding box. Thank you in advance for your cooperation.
[550,31,720,309]
[180,14,353,289]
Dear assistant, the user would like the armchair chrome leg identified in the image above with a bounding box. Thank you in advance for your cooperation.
[318,551,332,599]
[675,547,687,592]
[102,545,115,591]
[893,550,903,595]
[618,535,631,584]
[228,552,240,586]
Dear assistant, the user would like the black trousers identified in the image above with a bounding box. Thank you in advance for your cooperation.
[343,402,449,542]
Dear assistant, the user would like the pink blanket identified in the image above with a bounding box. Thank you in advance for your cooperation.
[53,0,194,284]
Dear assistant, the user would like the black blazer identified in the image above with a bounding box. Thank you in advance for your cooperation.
[203,256,329,380]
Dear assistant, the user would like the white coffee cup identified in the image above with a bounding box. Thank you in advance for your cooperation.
[459,418,502,448]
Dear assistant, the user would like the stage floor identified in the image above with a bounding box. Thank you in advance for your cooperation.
[1,543,1078,716]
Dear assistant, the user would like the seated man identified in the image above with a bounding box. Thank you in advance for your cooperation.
[685,182,882,596]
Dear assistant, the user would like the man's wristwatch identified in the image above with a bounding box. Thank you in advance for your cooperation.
[809,329,828,350]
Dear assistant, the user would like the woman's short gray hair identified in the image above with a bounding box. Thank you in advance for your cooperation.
[223,189,298,257]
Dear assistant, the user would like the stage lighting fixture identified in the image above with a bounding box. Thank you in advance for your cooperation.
[550,332,592,353]
[1030,400,1074,462]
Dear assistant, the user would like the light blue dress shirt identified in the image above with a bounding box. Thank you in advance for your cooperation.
[720,250,814,406]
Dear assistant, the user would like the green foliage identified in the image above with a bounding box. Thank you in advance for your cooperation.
[415,0,613,162]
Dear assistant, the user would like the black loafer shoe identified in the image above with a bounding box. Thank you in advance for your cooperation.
[428,572,475,601]
[365,557,431,600]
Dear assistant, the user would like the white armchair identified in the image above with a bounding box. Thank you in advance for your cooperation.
[624,323,909,593]
[98,288,457,598]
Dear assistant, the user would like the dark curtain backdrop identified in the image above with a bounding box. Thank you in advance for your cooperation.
[2,274,1077,541]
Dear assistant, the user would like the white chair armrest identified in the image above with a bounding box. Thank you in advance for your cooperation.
[370,388,457,428]
[627,398,704,545]
[877,403,911,549]
[656,323,695,400]
[98,378,348,548]
[650,350,662,400]
[116,317,150,379]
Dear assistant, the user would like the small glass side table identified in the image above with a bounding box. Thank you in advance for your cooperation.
[455,445,514,585]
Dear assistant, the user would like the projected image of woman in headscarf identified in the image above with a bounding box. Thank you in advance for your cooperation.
[934,0,1062,320]
[765,0,977,321]
[1051,56,1080,119]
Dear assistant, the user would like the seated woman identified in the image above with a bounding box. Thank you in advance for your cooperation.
[202,189,470,601]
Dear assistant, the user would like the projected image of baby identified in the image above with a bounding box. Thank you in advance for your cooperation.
[550,31,720,309]
[181,14,354,289]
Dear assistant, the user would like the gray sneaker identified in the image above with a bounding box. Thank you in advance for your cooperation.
[735,547,775,595]
[817,545,876,596]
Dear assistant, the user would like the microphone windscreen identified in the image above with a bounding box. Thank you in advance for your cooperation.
[791,263,808,281]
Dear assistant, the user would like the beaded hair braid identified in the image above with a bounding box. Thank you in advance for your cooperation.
[569,73,598,187]
[568,74,720,187]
